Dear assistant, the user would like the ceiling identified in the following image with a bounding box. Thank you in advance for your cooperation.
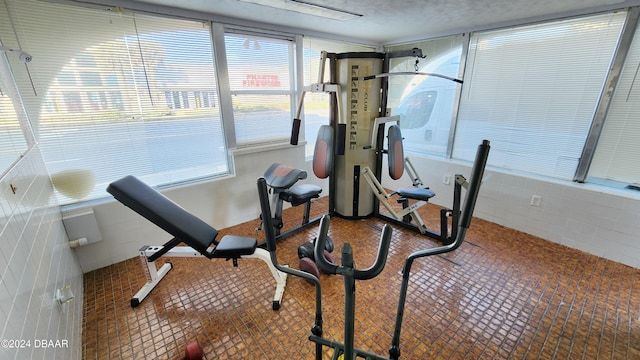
[129,0,639,44]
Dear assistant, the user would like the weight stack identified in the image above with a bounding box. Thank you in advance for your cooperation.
[333,52,383,218]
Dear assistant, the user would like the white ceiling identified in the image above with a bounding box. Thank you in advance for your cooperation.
[130,0,639,44]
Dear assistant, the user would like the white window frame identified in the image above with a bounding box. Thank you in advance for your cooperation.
[223,27,297,147]
[577,8,640,188]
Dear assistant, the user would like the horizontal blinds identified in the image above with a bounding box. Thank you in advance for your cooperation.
[589,19,640,185]
[454,12,625,179]
[225,33,293,144]
[3,0,227,204]
[0,78,28,172]
[0,0,30,174]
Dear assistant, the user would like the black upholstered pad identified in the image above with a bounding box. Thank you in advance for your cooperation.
[264,163,308,190]
[396,187,436,201]
[107,175,220,256]
[280,183,322,206]
[387,125,404,180]
[214,236,257,258]
[313,125,333,179]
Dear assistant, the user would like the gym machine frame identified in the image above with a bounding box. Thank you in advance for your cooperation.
[372,49,465,245]
[258,139,490,360]
[291,48,466,244]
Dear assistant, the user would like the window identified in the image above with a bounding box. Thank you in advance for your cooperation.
[80,72,102,86]
[589,15,640,187]
[225,32,295,145]
[454,12,626,179]
[386,35,465,156]
[0,79,28,173]
[302,37,375,157]
[3,0,228,204]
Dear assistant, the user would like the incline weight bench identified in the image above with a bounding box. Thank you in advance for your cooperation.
[107,175,288,309]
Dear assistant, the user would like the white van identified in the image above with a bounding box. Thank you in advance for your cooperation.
[391,48,462,156]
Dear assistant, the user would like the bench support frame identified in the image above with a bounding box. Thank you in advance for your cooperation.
[131,243,288,310]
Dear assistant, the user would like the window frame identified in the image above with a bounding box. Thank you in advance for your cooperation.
[5,0,640,200]
[223,27,298,147]
[575,7,640,185]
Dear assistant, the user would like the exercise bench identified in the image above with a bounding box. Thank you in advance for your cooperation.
[262,163,322,238]
[107,175,288,309]
[260,124,334,239]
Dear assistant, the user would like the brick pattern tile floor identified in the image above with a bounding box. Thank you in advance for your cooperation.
[82,197,640,359]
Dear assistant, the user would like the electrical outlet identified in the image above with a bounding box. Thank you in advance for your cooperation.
[443,174,451,185]
[530,195,542,207]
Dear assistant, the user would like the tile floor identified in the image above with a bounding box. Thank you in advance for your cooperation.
[82,198,640,359]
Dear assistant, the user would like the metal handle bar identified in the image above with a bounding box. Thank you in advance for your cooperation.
[314,215,392,280]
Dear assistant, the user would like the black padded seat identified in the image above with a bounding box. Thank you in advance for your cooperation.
[213,235,258,258]
[264,163,322,206]
[264,163,307,190]
[281,183,322,206]
[396,187,436,202]
[107,175,256,259]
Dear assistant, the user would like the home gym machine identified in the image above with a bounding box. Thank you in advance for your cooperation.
[290,48,466,244]
[257,139,490,360]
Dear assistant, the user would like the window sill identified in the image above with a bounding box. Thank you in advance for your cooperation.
[231,140,306,156]
[59,173,233,212]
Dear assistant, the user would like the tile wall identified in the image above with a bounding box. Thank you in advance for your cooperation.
[0,144,83,359]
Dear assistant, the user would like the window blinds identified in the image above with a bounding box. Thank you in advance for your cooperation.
[225,33,294,145]
[454,12,626,179]
[0,77,28,172]
[3,0,227,204]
